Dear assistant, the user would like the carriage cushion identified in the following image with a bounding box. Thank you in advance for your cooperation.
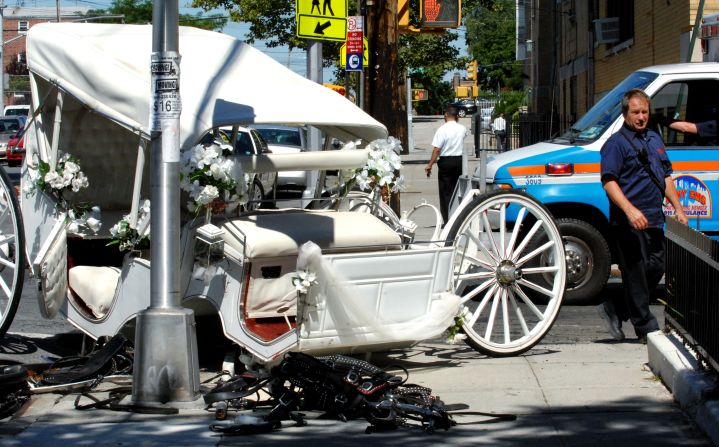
[220,209,402,258]
[68,266,121,318]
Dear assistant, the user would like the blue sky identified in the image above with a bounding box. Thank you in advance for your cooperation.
[29,0,467,82]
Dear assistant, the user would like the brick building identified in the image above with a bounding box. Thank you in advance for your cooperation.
[520,0,719,128]
[2,6,89,106]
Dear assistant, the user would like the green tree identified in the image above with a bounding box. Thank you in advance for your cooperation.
[399,33,463,114]
[463,0,523,91]
[86,0,227,30]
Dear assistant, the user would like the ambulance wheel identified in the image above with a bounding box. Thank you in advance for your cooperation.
[555,218,610,304]
[0,168,25,339]
[446,189,566,357]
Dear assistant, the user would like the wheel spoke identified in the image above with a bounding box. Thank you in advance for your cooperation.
[511,220,543,262]
[521,266,560,274]
[516,240,555,267]
[461,226,499,265]
[499,203,506,259]
[460,278,495,304]
[455,270,495,281]
[481,210,501,260]
[0,234,15,246]
[0,256,16,270]
[518,276,554,298]
[512,284,546,320]
[483,287,502,340]
[459,247,498,271]
[505,207,527,260]
[508,289,530,336]
[467,283,498,326]
[0,275,12,300]
[501,289,510,344]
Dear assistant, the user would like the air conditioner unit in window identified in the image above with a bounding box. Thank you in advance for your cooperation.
[594,17,620,44]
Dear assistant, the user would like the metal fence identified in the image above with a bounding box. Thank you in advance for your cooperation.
[665,218,719,373]
[472,113,573,155]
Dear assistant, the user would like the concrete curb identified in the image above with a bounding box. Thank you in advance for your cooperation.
[647,331,719,445]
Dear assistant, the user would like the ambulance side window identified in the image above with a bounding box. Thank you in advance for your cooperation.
[651,80,719,148]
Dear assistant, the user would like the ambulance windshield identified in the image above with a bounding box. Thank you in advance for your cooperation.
[554,71,658,145]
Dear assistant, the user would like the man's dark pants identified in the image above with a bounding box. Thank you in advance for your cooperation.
[610,225,663,337]
[437,156,463,224]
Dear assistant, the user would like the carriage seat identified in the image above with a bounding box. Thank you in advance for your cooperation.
[219,209,402,259]
[68,266,121,318]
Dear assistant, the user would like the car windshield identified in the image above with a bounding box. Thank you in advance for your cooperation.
[553,71,658,145]
[0,119,20,134]
[254,128,301,146]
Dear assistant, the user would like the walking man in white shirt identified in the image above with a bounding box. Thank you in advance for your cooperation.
[425,104,468,224]
[492,114,507,151]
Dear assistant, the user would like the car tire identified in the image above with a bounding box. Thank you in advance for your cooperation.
[458,109,467,118]
[525,218,610,305]
[246,179,264,211]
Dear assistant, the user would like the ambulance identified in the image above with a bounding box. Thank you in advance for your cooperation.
[476,63,719,303]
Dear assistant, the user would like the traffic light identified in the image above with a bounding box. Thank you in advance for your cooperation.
[467,60,478,82]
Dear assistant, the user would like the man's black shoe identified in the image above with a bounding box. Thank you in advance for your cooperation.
[597,302,625,341]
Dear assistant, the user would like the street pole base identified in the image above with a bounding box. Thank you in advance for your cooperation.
[132,308,201,405]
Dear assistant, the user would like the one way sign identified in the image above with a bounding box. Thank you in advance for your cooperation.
[296,0,348,42]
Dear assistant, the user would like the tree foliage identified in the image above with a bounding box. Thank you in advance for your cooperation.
[86,0,227,31]
[463,0,523,92]
[399,32,463,114]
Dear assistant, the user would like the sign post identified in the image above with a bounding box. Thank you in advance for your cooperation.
[345,16,363,72]
[132,0,201,405]
[296,0,349,42]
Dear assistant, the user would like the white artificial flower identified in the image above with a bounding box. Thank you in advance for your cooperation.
[195,184,219,206]
[67,221,81,235]
[86,217,102,233]
[63,161,81,174]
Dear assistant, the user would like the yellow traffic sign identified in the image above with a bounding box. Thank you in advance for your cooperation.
[296,0,348,42]
[340,37,369,68]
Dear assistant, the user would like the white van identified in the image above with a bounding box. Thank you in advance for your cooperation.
[3,105,30,117]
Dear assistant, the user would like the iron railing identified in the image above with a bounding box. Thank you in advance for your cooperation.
[664,218,719,373]
[472,113,574,155]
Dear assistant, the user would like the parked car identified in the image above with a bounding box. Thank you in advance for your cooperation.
[449,99,478,117]
[250,124,308,190]
[3,105,29,117]
[5,130,24,166]
[0,116,25,163]
[205,126,277,210]
[480,107,494,129]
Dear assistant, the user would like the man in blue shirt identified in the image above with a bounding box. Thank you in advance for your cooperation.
[598,89,688,343]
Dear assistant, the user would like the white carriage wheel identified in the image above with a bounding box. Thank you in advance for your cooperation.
[0,168,25,338]
[446,189,566,356]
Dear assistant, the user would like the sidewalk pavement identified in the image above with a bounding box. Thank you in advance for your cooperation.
[1,117,717,446]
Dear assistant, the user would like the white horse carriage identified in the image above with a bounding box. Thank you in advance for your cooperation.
[0,24,566,364]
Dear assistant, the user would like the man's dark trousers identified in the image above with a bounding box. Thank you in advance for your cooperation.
[610,226,662,337]
[437,156,462,223]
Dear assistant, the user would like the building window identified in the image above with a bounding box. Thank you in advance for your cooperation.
[606,0,633,44]
[18,21,29,34]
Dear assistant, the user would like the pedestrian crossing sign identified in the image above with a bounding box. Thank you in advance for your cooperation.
[296,0,348,42]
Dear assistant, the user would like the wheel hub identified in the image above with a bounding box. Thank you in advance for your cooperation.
[564,247,588,284]
[496,260,522,287]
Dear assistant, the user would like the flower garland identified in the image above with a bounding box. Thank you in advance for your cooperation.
[108,199,151,251]
[24,152,101,237]
[292,269,318,295]
[180,138,248,216]
[342,137,406,196]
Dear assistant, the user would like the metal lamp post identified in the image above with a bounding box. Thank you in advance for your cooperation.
[131,0,200,405]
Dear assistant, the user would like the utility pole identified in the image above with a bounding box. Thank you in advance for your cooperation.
[132,0,200,405]
[1,1,5,115]
[365,0,407,153]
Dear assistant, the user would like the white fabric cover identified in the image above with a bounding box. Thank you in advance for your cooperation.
[26,23,387,149]
[221,210,402,259]
[68,266,121,318]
